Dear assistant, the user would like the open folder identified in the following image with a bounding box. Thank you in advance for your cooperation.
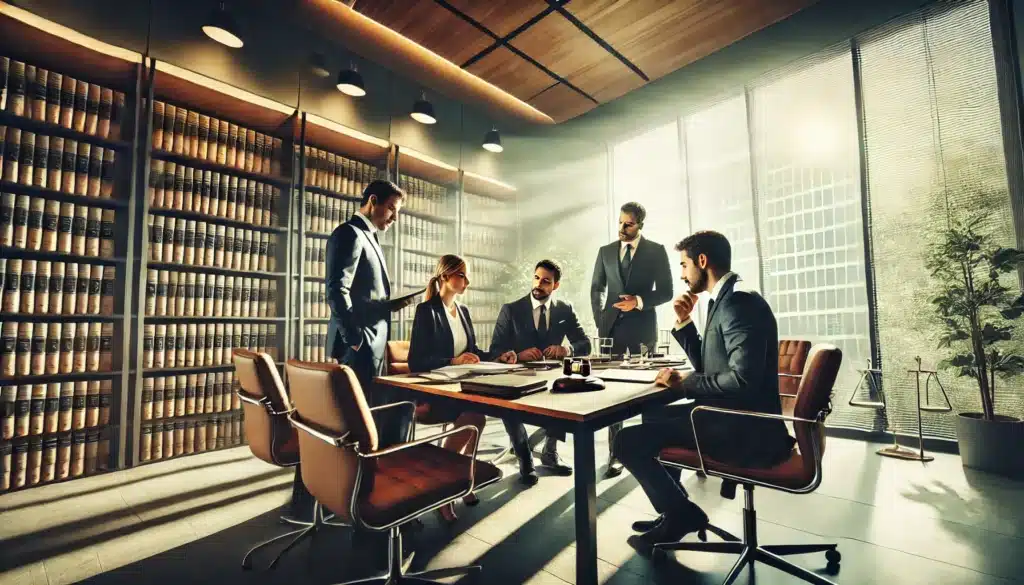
[421,362,524,381]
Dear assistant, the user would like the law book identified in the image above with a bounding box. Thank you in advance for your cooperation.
[226,123,239,168]
[176,323,187,367]
[216,120,229,164]
[204,322,215,366]
[253,133,265,175]
[0,385,13,439]
[75,263,90,315]
[266,324,278,360]
[26,196,43,251]
[141,377,153,421]
[47,262,63,314]
[184,272,196,317]
[0,57,8,112]
[86,145,102,197]
[186,110,199,158]
[44,322,60,375]
[55,382,72,433]
[214,225,226,268]
[183,218,197,266]
[172,162,185,211]
[245,230,257,272]
[99,323,113,371]
[222,276,234,318]
[55,431,70,479]
[0,192,12,246]
[200,170,212,215]
[173,106,188,155]
[195,273,207,317]
[15,322,31,377]
[27,435,42,486]
[184,420,195,454]
[11,194,28,248]
[97,88,113,139]
[173,420,184,456]
[182,167,195,212]
[74,141,90,196]
[212,275,225,319]
[267,234,277,272]
[60,138,76,193]
[56,201,73,254]
[149,101,165,151]
[2,127,20,183]
[152,376,164,419]
[205,117,219,163]
[197,114,211,161]
[58,322,74,373]
[214,372,226,412]
[161,104,175,151]
[185,323,197,368]
[40,434,57,482]
[88,262,102,314]
[327,153,337,191]
[237,178,249,223]
[166,271,178,317]
[85,84,101,136]
[68,430,84,476]
[4,61,26,116]
[195,323,207,365]
[32,135,48,189]
[83,428,99,474]
[163,374,175,418]
[213,323,225,365]
[59,76,76,128]
[194,222,207,267]
[84,379,99,427]
[153,323,165,368]
[45,71,62,124]
[162,216,175,262]
[223,226,235,270]
[109,91,126,139]
[194,420,206,452]
[175,374,186,417]
[225,175,237,220]
[86,322,100,372]
[258,279,269,318]
[148,160,165,208]
[13,384,31,437]
[71,203,87,255]
[17,131,34,186]
[72,81,88,133]
[86,206,101,258]
[208,171,221,217]
[257,232,269,272]
[99,209,114,258]
[253,182,266,226]
[231,276,243,316]
[29,315,44,374]
[244,129,256,172]
[43,382,60,433]
[239,324,250,355]
[34,261,49,315]
[71,380,87,430]
[203,372,215,413]
[195,372,207,413]
[100,148,115,198]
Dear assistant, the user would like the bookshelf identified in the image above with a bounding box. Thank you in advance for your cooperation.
[127,60,297,467]
[0,4,143,491]
[292,113,391,363]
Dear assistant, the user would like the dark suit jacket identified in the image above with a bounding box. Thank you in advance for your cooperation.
[325,215,391,373]
[672,275,795,467]
[590,237,673,347]
[488,295,592,357]
[408,295,490,373]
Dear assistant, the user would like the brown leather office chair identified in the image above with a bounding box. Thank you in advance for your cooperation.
[232,349,342,571]
[778,340,811,417]
[655,344,843,585]
[386,340,442,427]
[285,359,503,584]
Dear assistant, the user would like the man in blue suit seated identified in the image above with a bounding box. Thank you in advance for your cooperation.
[490,259,591,485]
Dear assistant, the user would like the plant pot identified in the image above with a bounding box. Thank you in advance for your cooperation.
[956,413,1024,478]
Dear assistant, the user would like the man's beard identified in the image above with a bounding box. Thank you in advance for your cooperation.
[686,270,709,294]
[618,231,632,241]
[531,288,549,301]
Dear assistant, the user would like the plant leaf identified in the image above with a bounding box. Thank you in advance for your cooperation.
[981,323,1013,345]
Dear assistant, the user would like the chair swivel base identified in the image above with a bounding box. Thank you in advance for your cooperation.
[335,525,480,585]
[243,501,347,571]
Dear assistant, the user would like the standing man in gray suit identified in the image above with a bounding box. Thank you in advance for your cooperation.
[590,202,673,477]
[613,231,795,552]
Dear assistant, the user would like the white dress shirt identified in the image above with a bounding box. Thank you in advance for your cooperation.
[353,211,384,259]
[531,295,551,331]
[675,271,736,330]
[618,236,644,310]
[444,301,469,356]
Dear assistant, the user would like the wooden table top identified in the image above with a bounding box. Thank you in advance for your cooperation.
[376,368,692,424]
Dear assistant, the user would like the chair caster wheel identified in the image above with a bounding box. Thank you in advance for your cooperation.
[825,549,841,564]
[825,561,840,575]
[697,529,707,542]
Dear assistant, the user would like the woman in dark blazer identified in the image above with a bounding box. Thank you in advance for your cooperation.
[408,254,516,522]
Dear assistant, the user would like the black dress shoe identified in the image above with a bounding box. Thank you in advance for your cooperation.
[626,509,709,555]
[632,514,664,533]
[520,469,539,486]
[539,452,573,476]
[604,458,624,478]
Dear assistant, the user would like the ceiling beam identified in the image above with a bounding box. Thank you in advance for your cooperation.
[545,0,650,82]
[461,6,557,69]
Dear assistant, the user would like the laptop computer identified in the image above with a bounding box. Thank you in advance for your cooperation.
[460,374,549,399]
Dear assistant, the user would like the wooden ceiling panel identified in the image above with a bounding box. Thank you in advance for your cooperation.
[567,54,644,104]
[567,0,818,81]
[510,11,609,83]
[529,84,596,124]
[466,46,557,103]
[444,0,552,38]
[353,0,494,66]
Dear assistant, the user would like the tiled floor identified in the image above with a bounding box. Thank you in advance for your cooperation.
[1,424,1022,585]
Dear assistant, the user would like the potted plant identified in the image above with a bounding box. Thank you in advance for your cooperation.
[928,212,1024,477]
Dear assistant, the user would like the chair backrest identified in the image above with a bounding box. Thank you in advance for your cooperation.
[232,349,296,467]
[792,344,842,476]
[778,339,811,416]
[386,341,411,375]
[285,359,378,523]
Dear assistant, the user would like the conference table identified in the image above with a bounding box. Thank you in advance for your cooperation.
[375,364,692,585]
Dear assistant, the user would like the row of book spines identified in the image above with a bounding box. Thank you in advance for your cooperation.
[1,380,111,440]
[139,414,244,462]
[397,174,449,201]
[300,283,328,319]
[146,271,277,318]
[148,215,278,272]
[1,196,117,256]
[301,324,329,362]
[1,427,112,492]
[1,57,126,139]
[149,160,279,227]
[0,321,114,377]
[141,323,279,369]
[1,127,117,196]
[2,260,115,316]
[464,192,515,214]
[142,371,239,421]
[303,192,357,234]
[150,100,281,175]
[302,146,375,195]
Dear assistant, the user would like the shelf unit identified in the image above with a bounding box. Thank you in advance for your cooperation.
[1,4,144,492]
[127,59,297,467]
[292,113,391,363]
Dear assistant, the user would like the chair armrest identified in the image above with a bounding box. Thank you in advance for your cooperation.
[237,390,293,416]
[287,412,354,447]
[687,405,824,494]
[368,401,417,441]
[778,373,803,379]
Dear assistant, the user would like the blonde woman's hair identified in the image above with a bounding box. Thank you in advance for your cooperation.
[425,254,467,301]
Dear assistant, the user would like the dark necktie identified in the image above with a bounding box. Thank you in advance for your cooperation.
[373,231,380,246]
[621,243,633,273]
[706,298,715,329]
[537,305,548,343]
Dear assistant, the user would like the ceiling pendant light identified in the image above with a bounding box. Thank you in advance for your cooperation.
[482,127,503,153]
[202,2,244,48]
[411,92,436,125]
[310,52,331,78]
[336,64,366,97]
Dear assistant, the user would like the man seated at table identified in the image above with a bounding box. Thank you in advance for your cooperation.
[489,259,591,485]
[613,231,794,552]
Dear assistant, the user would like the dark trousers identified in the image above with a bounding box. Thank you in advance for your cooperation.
[607,335,656,462]
[291,344,412,517]
[613,402,699,516]
[502,420,564,468]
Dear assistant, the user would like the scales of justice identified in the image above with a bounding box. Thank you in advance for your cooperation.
[848,356,951,462]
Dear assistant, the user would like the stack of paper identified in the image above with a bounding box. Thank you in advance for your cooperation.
[421,362,524,381]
